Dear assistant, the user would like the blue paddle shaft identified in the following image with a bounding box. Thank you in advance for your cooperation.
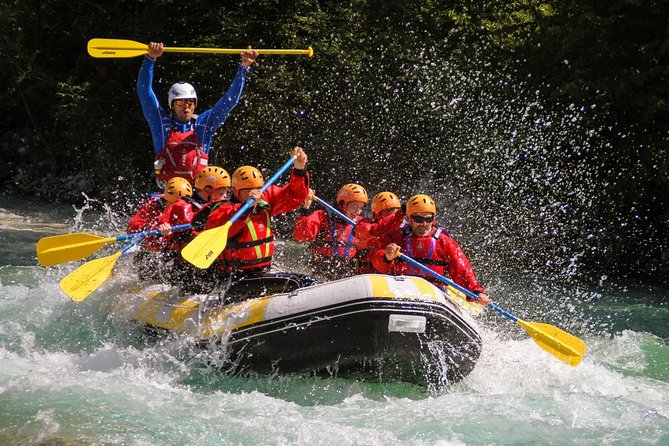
[313,196,356,225]
[229,156,297,225]
[317,195,516,321]
[117,223,192,242]
[397,253,517,322]
[120,235,145,254]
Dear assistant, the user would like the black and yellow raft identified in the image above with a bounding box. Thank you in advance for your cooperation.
[116,273,483,386]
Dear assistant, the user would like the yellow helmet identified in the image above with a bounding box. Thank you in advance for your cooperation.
[195,166,231,190]
[336,183,368,209]
[371,191,401,216]
[406,194,436,218]
[164,177,193,203]
[232,166,265,189]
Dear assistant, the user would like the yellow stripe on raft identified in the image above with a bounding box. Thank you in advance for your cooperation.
[201,298,271,338]
[133,291,199,331]
[369,275,440,301]
[445,285,484,316]
[133,291,272,336]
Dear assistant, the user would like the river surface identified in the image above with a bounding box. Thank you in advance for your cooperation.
[1,194,667,445]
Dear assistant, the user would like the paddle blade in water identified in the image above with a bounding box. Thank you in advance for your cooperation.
[37,233,116,266]
[518,320,587,366]
[181,222,231,269]
[60,252,122,302]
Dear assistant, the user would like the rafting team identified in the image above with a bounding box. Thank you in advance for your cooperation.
[129,41,489,306]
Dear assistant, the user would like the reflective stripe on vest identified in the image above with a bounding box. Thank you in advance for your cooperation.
[245,210,272,260]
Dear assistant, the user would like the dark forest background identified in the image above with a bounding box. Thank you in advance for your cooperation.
[1,0,667,284]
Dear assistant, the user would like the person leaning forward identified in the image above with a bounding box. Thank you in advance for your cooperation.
[371,194,490,306]
[137,41,258,185]
[203,146,311,280]
[294,183,368,281]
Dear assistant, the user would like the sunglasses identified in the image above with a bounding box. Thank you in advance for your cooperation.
[411,215,435,223]
[174,99,195,107]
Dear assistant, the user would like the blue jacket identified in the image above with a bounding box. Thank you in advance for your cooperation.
[137,56,249,154]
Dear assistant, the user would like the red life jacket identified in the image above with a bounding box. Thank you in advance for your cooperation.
[402,227,449,284]
[154,120,208,182]
[311,215,359,259]
[220,208,275,271]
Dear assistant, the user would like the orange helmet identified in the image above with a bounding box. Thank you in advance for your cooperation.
[232,166,265,189]
[164,177,193,203]
[195,166,231,190]
[371,191,401,216]
[336,183,368,209]
[406,194,436,218]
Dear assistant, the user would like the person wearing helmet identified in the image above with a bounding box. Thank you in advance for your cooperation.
[293,183,372,281]
[127,179,174,235]
[126,176,191,281]
[371,194,490,306]
[200,146,310,285]
[143,168,233,288]
[137,41,258,185]
[353,191,405,274]
[156,167,231,243]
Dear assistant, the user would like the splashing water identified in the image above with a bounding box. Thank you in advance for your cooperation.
[1,195,667,445]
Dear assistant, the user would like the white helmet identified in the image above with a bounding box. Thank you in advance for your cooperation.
[168,82,197,107]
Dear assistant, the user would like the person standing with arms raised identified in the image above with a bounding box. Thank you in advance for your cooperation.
[137,41,258,186]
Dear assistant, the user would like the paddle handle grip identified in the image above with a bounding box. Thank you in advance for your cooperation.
[228,156,297,226]
[117,224,192,242]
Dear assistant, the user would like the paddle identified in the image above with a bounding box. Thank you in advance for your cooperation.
[37,224,192,267]
[88,38,314,59]
[60,237,144,302]
[316,194,586,365]
[181,156,298,269]
[397,253,587,366]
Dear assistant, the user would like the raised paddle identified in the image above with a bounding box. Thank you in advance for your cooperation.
[181,156,298,269]
[87,38,314,59]
[397,253,587,366]
[37,224,192,267]
[60,237,144,302]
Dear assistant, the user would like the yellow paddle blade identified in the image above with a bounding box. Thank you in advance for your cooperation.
[37,233,116,266]
[87,38,150,58]
[518,320,587,366]
[60,252,121,302]
[180,222,231,269]
[88,38,314,58]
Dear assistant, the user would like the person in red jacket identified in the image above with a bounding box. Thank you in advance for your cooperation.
[158,166,230,240]
[371,194,490,306]
[127,177,194,250]
[154,167,232,288]
[202,146,310,285]
[355,191,405,274]
[294,183,368,280]
[128,176,192,280]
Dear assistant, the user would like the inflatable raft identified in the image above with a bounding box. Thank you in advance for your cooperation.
[117,273,483,387]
